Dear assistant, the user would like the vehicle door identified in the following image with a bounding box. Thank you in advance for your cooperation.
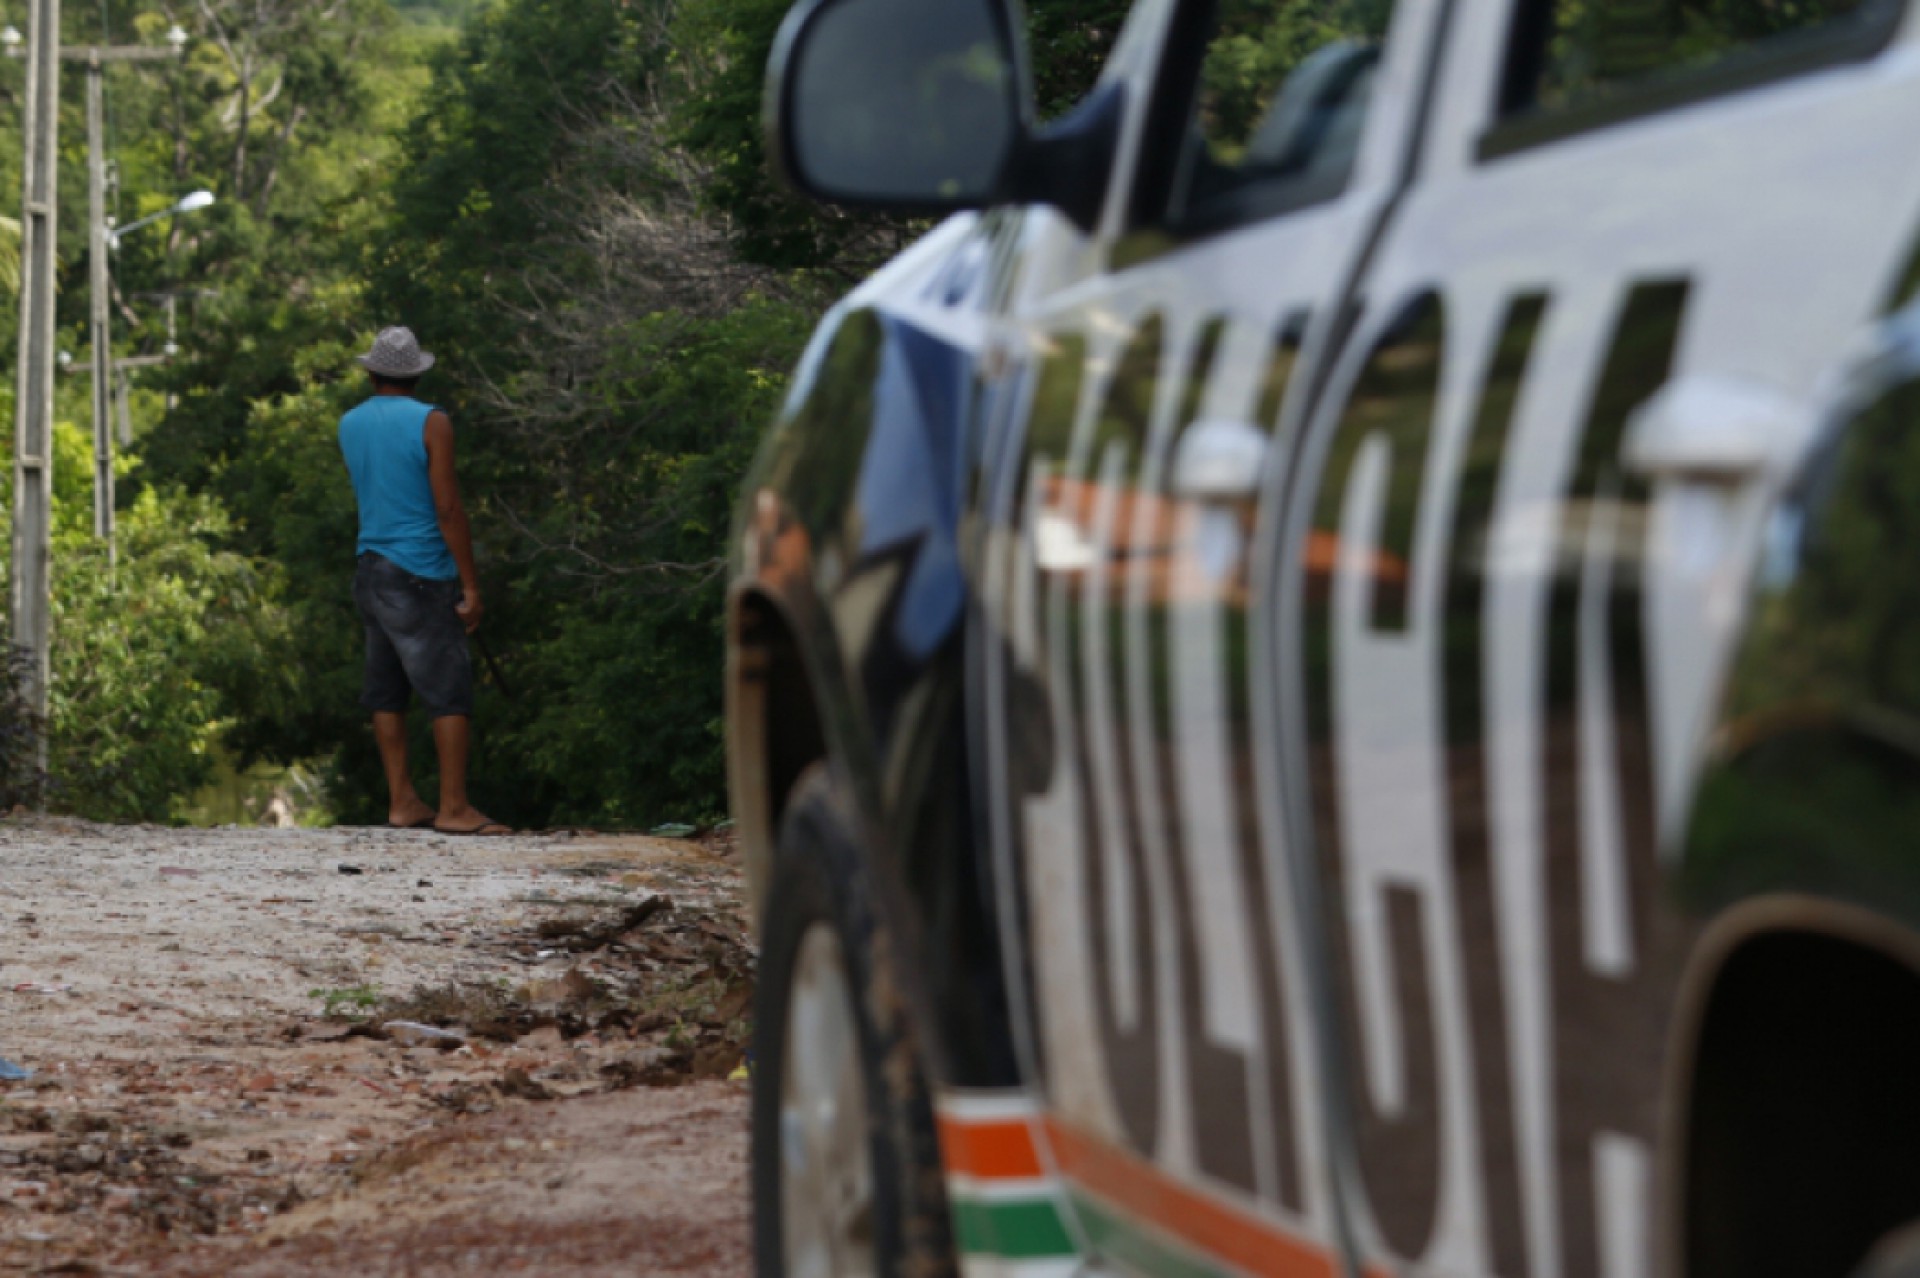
[1281,1,1920,1274]
[971,0,1450,1270]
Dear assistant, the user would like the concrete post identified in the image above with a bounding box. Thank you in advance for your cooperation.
[87,53,113,559]
[164,293,177,415]
[11,0,62,756]
[116,367,133,448]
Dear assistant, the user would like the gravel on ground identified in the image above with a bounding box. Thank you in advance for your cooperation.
[0,816,753,1276]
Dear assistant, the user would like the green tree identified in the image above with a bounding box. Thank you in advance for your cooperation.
[140,0,818,827]
[29,0,1362,830]
[672,0,1130,270]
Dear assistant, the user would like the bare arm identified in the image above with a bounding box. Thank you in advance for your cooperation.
[424,409,483,632]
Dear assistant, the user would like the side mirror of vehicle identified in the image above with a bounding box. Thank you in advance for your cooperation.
[765,0,1118,228]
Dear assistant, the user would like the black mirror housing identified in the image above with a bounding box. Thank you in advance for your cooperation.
[764,0,1118,229]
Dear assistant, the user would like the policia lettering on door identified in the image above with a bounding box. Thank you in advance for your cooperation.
[1002,278,1702,1275]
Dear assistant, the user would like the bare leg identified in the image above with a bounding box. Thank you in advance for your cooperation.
[432,715,505,833]
[373,711,435,827]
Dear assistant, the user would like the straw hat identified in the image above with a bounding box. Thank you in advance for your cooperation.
[355,326,436,378]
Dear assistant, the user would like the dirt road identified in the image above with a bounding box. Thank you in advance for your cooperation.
[0,816,754,1276]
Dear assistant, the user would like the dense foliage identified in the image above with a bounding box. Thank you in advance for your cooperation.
[141,0,822,827]
[0,0,832,825]
[0,0,1328,826]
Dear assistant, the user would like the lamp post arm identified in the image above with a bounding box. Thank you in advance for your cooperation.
[108,207,168,245]
[110,191,214,248]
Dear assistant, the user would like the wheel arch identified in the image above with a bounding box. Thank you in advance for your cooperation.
[728,583,833,922]
[1661,896,1920,1278]
[1659,304,1920,1276]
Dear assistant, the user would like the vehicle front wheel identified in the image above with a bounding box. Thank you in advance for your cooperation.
[750,768,955,1278]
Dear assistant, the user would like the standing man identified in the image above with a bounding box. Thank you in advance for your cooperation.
[339,326,508,836]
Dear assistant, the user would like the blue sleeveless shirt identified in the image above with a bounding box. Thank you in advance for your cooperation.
[338,396,458,581]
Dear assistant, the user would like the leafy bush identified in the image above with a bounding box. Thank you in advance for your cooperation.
[39,425,286,822]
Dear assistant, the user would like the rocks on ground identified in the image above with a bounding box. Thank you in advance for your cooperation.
[0,817,754,1276]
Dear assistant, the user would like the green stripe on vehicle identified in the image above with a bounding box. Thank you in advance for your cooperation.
[951,1195,1077,1259]
[1068,1190,1233,1278]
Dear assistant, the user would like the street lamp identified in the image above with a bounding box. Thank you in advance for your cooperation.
[109,188,214,249]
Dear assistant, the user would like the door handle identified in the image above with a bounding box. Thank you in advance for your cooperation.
[1623,375,1807,484]
[1171,418,1270,502]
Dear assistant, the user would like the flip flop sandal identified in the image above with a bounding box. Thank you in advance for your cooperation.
[434,821,513,837]
[387,815,437,830]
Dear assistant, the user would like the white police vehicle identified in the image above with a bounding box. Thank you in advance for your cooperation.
[729,0,1920,1274]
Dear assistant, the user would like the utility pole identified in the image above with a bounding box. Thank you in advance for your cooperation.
[110,353,165,445]
[80,39,180,560]
[5,12,184,755]
[11,0,62,754]
[160,292,174,418]
[116,367,132,446]
[86,51,110,553]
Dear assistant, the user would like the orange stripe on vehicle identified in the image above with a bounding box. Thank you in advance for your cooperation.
[1044,1116,1372,1278]
[938,1113,1046,1181]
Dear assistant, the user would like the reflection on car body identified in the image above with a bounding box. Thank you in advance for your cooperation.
[729,0,1920,1275]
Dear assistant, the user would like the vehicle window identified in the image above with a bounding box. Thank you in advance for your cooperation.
[1505,0,1903,117]
[1175,0,1396,221]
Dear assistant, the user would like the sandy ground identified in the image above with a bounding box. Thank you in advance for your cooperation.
[0,816,754,1276]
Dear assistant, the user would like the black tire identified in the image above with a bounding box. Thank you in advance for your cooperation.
[751,767,957,1278]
